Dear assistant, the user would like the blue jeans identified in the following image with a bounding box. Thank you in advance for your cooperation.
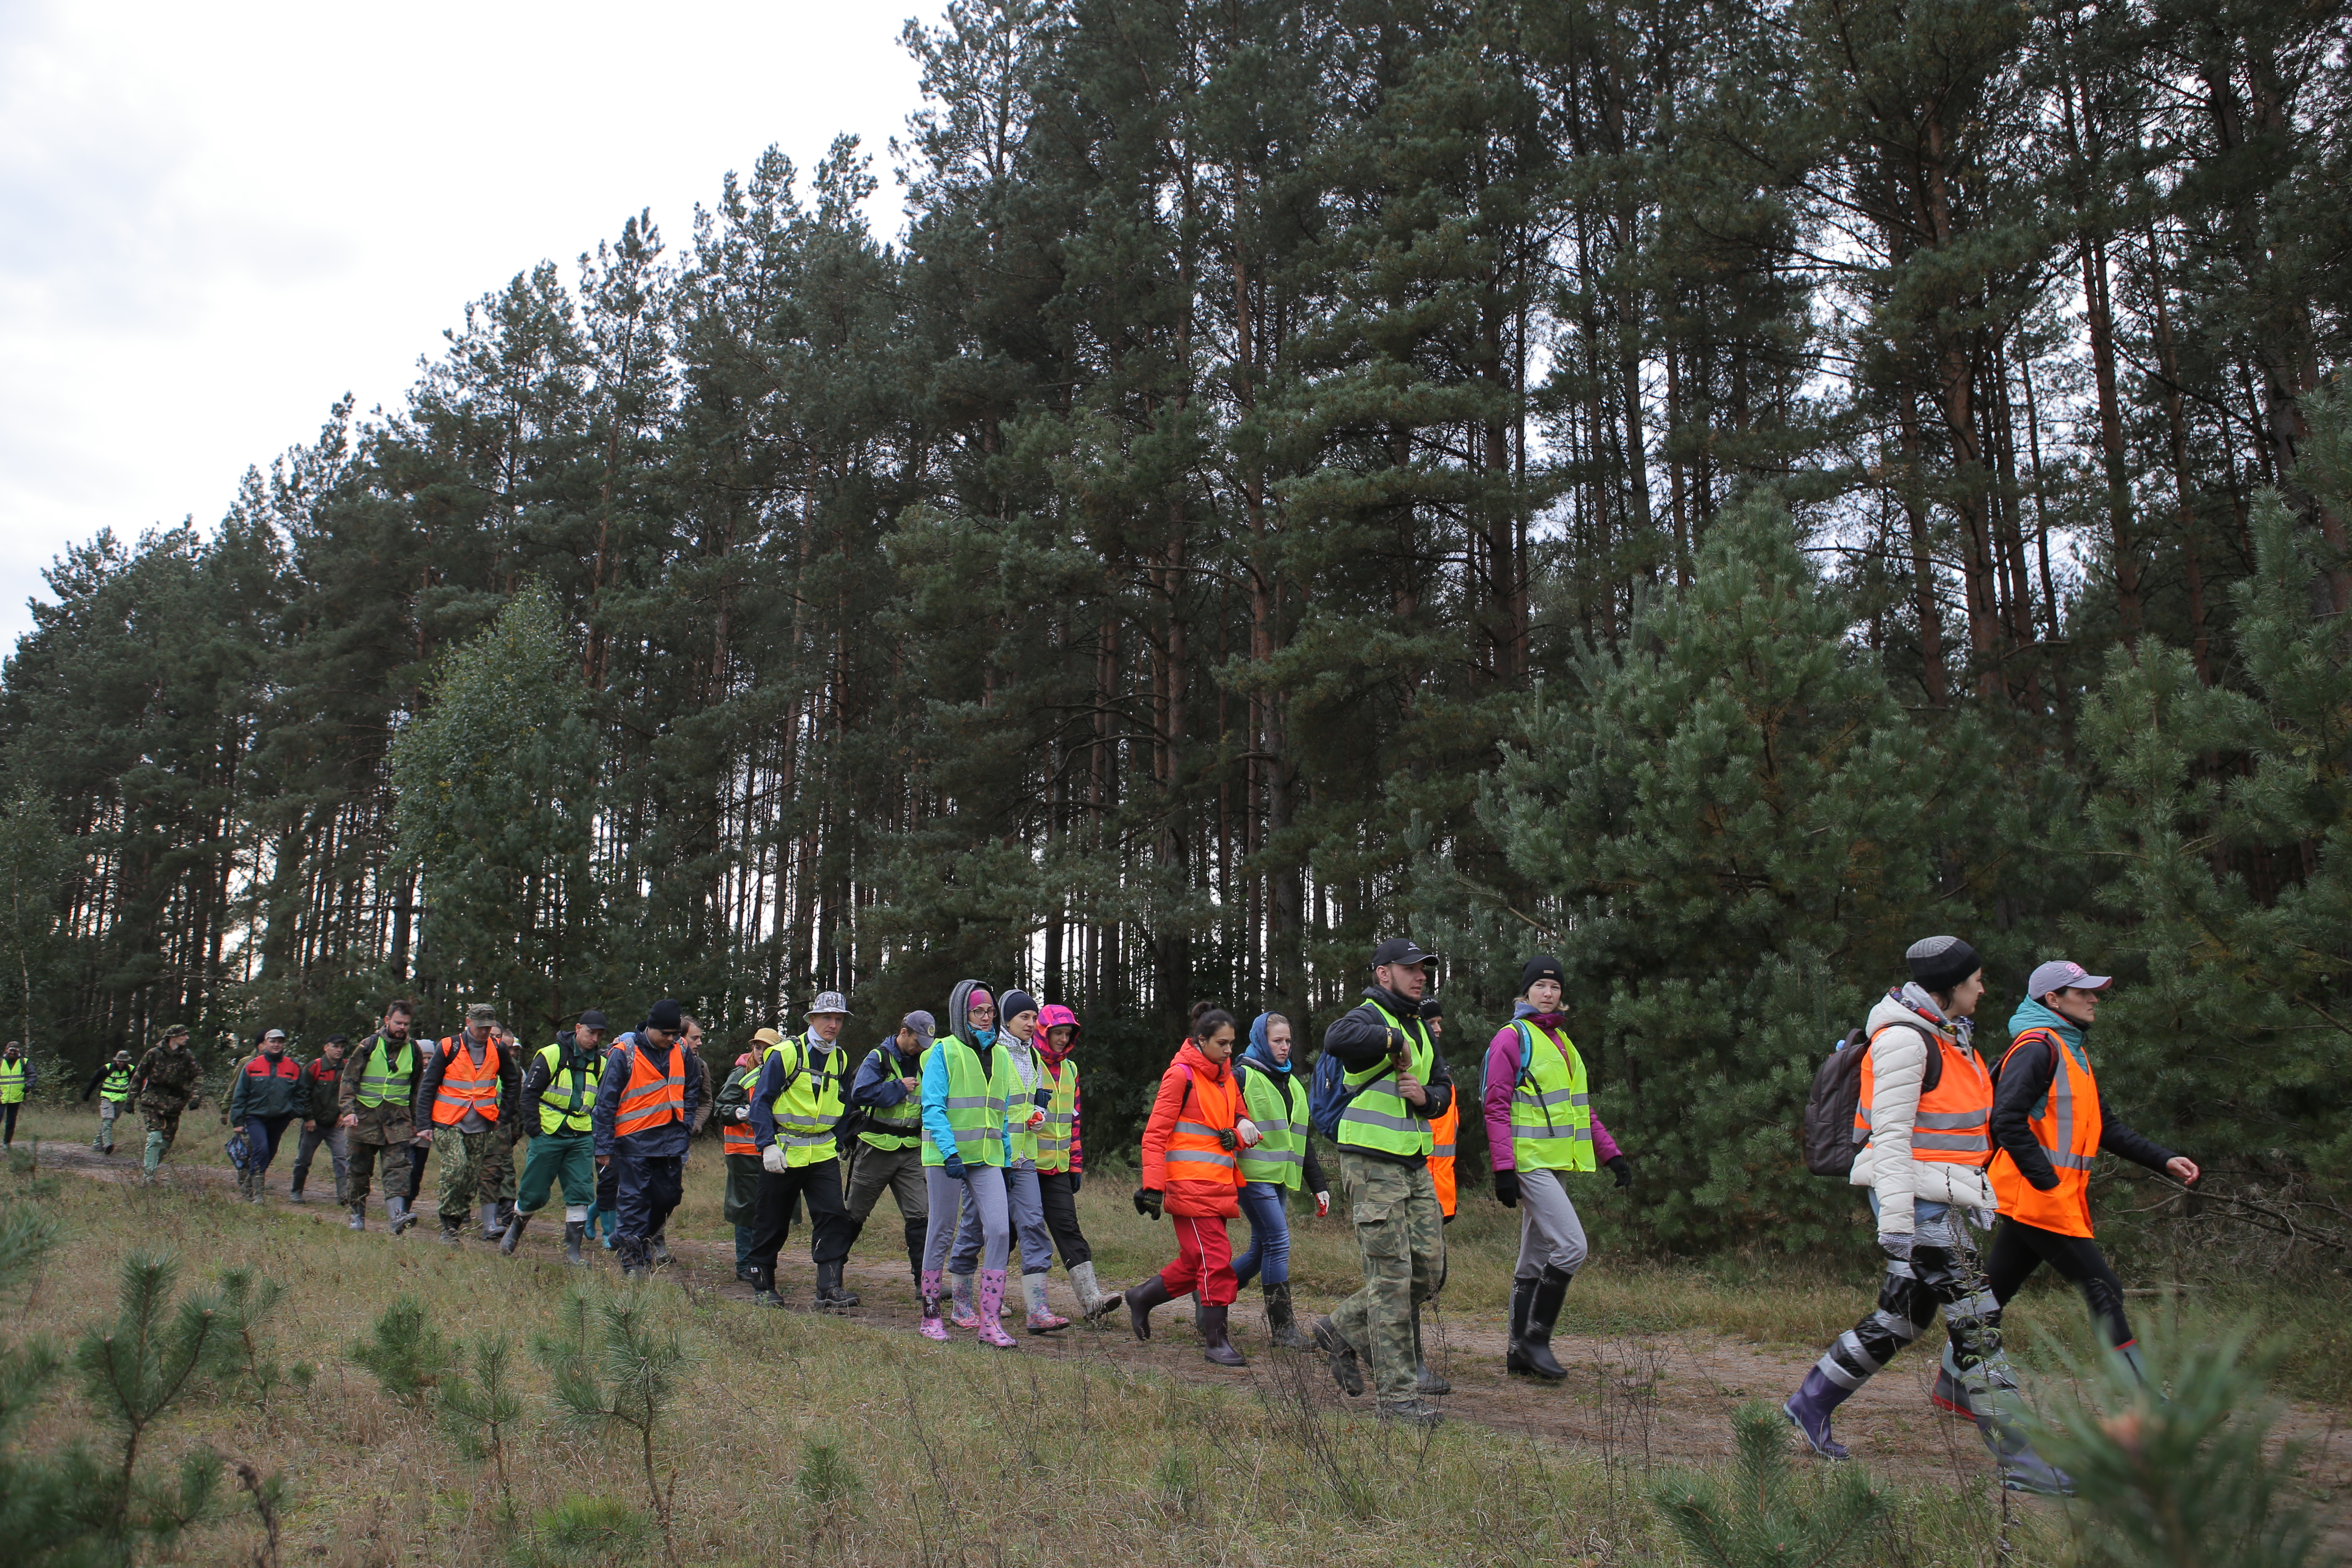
[1232,1181,1291,1287]
[244,1115,294,1175]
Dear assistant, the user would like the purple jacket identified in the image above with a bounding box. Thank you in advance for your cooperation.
[1485,1011,1621,1172]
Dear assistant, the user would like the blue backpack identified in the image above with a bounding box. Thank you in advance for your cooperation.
[1308,1048,1358,1141]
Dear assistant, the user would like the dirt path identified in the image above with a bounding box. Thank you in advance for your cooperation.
[35,1139,2352,1533]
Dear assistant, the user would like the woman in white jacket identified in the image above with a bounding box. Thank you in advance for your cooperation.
[1782,936,2064,1492]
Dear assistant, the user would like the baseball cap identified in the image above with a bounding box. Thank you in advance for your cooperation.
[466,1002,499,1026]
[577,1009,609,1031]
[263,1028,288,1042]
[2027,960,2111,1000]
[902,1011,937,1042]
[1371,937,1434,968]
[807,991,854,1018]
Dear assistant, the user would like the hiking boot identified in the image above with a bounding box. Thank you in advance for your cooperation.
[647,1230,671,1267]
[735,1263,761,1284]
[1121,1275,1175,1341]
[498,1210,533,1256]
[1263,1280,1309,1350]
[1313,1316,1365,1397]
[1198,1303,1248,1367]
[1783,1366,1853,1461]
[1377,1398,1445,1428]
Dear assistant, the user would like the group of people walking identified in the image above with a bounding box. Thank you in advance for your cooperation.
[67,929,2190,1461]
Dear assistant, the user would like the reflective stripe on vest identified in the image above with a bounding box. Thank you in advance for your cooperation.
[1237,1063,1306,1188]
[614,1041,686,1138]
[430,1036,502,1126]
[1509,1019,1595,1173]
[0,1060,24,1103]
[355,1035,413,1109]
[1336,1002,1435,1157]
[536,1042,599,1136]
[1854,1023,1993,1163]
[1430,1100,1459,1217]
[857,1045,928,1153]
[923,1037,1012,1168]
[766,1033,848,1167]
[101,1067,133,1103]
[1164,1059,1243,1191]
[720,1066,761,1156]
[1989,1029,2103,1238]
[1034,1056,1078,1172]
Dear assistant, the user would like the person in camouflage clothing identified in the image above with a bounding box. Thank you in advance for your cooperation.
[132,1024,204,1182]
[340,1000,424,1233]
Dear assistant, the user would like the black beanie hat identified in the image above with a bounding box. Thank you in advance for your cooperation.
[1905,936,1980,995]
[646,998,684,1032]
[999,989,1040,1021]
[1521,954,1565,994]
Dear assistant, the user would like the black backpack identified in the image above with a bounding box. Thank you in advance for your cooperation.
[1800,1022,1940,1178]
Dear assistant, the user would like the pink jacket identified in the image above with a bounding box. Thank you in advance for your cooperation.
[1485,1014,1622,1171]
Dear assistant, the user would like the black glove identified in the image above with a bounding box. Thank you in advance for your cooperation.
[1606,1155,1634,1189]
[1216,1127,1238,1153]
[1493,1168,1520,1208]
[1068,1171,1082,1195]
[942,1153,968,1181]
[1133,1187,1164,1220]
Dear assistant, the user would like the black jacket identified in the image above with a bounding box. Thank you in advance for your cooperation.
[1320,986,1455,1168]
[1991,1032,2176,1191]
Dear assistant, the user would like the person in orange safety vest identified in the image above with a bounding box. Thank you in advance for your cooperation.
[414,1002,521,1247]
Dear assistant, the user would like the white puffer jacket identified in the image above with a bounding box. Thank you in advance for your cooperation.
[1849,989,1997,1236]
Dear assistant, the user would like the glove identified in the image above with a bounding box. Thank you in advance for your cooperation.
[734,1106,751,1121]
[1493,1168,1521,1208]
[1606,1154,1634,1189]
[942,1154,968,1181]
[761,1145,788,1173]
[1068,1172,1082,1195]
[1878,1232,1913,1261]
[1133,1187,1164,1220]
[1314,1191,1331,1219]
[1025,1109,1047,1130]
[1235,1117,1262,1149]
[1216,1127,1238,1153]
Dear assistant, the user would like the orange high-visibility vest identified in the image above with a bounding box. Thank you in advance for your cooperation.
[1429,1099,1459,1218]
[1855,1025,1993,1165]
[1988,1028,2102,1237]
[431,1035,503,1127]
[613,1041,686,1139]
[1164,1063,1244,1201]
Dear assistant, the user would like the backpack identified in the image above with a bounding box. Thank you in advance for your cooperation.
[1800,1021,1942,1178]
[1308,1049,1357,1142]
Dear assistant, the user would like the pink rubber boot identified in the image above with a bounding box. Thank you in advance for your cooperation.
[948,1273,980,1330]
[919,1270,950,1341]
[975,1270,1017,1348]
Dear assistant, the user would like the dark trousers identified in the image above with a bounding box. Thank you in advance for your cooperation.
[1985,1219,2135,1349]
[1,1103,17,1144]
[1035,1170,1092,1268]
[405,1143,428,1202]
[244,1115,295,1175]
[612,1147,685,1262]
[291,1122,348,1199]
[596,1158,618,1215]
[748,1159,853,1283]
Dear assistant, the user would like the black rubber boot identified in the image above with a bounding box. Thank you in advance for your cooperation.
[1264,1280,1310,1349]
[498,1210,533,1256]
[1414,1305,1452,1394]
[1510,1265,1571,1381]
[1198,1303,1249,1366]
[1121,1275,1176,1341]
[815,1262,861,1311]
[561,1221,585,1265]
[1313,1316,1366,1396]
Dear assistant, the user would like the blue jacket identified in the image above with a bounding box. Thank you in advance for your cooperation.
[746,1029,851,1152]
[591,1032,706,1159]
[851,1036,922,1109]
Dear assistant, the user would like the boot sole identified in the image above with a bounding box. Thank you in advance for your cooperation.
[1782,1399,1850,1461]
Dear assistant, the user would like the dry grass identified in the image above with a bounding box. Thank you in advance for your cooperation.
[3,1109,2089,1566]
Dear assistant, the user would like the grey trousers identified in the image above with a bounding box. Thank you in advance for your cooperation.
[1514,1167,1591,1280]
[924,1165,1008,1273]
[844,1143,928,1226]
[951,1159,1053,1276]
[291,1122,350,1200]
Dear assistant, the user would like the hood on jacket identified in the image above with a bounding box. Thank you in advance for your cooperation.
[1035,1004,1080,1068]
[2007,997,2085,1055]
[1511,1000,1571,1029]
[1243,1012,1292,1074]
[1866,987,1972,1054]
[1173,1038,1231,1086]
[946,979,993,1050]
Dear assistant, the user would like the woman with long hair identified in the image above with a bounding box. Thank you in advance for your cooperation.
[1093,1002,1251,1367]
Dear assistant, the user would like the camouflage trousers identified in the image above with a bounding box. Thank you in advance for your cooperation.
[434,1127,517,1224]
[141,1108,184,1175]
[1329,1151,1446,1404]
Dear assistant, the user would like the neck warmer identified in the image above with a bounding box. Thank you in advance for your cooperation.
[1895,982,1972,1050]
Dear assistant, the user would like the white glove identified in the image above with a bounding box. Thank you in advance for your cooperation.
[1315,1191,1331,1218]
[1235,1117,1262,1148]
[761,1145,788,1173]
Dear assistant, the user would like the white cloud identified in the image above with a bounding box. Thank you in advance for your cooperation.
[0,0,921,650]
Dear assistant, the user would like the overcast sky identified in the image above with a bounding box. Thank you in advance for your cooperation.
[0,0,923,655]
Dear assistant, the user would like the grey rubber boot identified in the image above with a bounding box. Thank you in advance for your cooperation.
[388,1194,417,1235]
[348,1200,366,1231]
[1413,1305,1452,1394]
[1068,1260,1108,1318]
[478,1202,502,1241]
[499,1210,533,1256]
[561,1221,586,1265]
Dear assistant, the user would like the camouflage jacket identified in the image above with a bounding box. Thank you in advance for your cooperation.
[134,1043,204,1113]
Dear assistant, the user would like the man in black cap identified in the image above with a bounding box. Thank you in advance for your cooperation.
[1311,937,1456,1427]
[592,999,707,1278]
[288,1034,349,1204]
[502,1009,609,1264]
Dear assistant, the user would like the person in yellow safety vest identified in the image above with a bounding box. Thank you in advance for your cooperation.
[0,1041,33,1150]
[843,1011,937,1299]
[1311,937,1457,1428]
[1783,936,2070,1496]
[499,1009,608,1265]
[1986,962,2199,1386]
[1030,1003,1110,1317]
[916,980,1020,1346]
[339,1000,423,1233]
[1230,1011,1330,1349]
[943,990,1070,1334]
[83,1050,135,1154]
[415,1002,521,1247]
[713,1031,778,1283]
[746,992,860,1311]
